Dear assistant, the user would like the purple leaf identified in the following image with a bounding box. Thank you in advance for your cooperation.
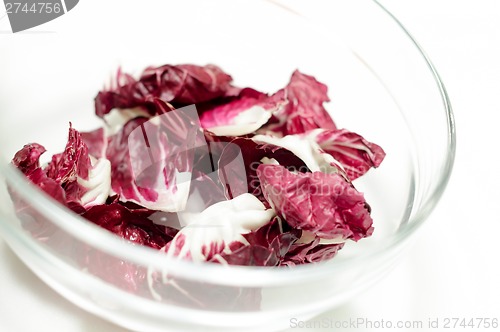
[217,137,308,201]
[95,64,240,118]
[82,203,178,249]
[282,237,344,266]
[11,144,67,206]
[11,126,112,211]
[257,164,373,241]
[212,217,301,266]
[106,102,201,212]
[45,125,111,210]
[11,143,46,176]
[261,70,336,136]
[309,128,386,180]
[81,127,107,159]
[199,88,285,136]
[46,124,91,183]
[162,193,275,262]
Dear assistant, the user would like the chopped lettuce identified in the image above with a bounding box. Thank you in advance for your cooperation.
[257,164,373,241]
[260,70,337,136]
[305,128,386,180]
[163,193,275,262]
[10,63,385,271]
[13,125,111,211]
[95,64,240,118]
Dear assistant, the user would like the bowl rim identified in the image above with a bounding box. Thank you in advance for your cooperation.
[0,0,456,288]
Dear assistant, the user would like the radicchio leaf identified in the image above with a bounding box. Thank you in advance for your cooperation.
[306,128,386,180]
[11,143,66,206]
[185,170,227,213]
[45,124,91,183]
[211,216,301,266]
[11,143,46,175]
[9,143,82,245]
[260,70,336,136]
[162,193,275,262]
[9,64,384,281]
[199,88,285,136]
[282,237,344,266]
[81,127,107,159]
[11,126,112,212]
[95,64,240,118]
[82,203,178,249]
[185,133,231,210]
[251,133,346,176]
[106,101,203,212]
[45,125,112,210]
[257,164,373,241]
[217,137,308,201]
[80,204,179,294]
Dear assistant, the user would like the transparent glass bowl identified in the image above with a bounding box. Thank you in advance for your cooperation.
[0,1,455,331]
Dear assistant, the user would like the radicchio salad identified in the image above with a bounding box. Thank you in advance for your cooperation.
[11,64,385,267]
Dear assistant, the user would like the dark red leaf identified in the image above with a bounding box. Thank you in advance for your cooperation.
[95,64,240,118]
[257,164,373,241]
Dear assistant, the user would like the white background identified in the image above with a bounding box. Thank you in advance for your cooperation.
[1,1,499,331]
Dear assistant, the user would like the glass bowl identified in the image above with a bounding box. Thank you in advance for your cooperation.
[0,0,455,331]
